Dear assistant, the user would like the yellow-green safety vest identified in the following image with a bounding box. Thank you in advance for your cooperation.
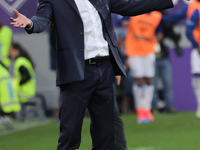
[0,26,12,67]
[0,64,21,113]
[13,57,36,103]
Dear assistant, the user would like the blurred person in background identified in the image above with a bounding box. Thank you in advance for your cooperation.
[160,0,200,117]
[0,62,21,116]
[9,42,36,122]
[186,5,200,118]
[0,18,13,68]
[10,0,174,149]
[152,10,183,114]
[116,31,135,114]
[123,11,163,124]
[161,0,200,24]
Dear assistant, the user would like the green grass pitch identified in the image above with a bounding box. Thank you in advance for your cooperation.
[0,111,200,150]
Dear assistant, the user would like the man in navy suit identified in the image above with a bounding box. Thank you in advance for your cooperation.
[11,0,174,149]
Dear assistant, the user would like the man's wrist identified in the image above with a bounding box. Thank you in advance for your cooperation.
[25,20,33,30]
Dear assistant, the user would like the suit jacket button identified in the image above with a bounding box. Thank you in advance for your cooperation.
[80,32,83,35]
[80,49,84,51]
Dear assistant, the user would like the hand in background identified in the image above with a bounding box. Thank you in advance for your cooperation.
[10,9,32,28]
[115,76,121,85]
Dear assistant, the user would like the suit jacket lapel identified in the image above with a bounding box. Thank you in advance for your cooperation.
[64,0,80,16]
[64,0,108,19]
[89,0,118,47]
[64,0,118,47]
[89,0,107,20]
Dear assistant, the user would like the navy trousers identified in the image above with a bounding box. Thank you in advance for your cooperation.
[114,99,127,150]
[57,60,115,150]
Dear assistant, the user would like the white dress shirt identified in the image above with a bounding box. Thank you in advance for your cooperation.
[74,0,109,60]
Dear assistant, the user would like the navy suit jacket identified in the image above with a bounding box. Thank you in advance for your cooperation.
[27,0,173,85]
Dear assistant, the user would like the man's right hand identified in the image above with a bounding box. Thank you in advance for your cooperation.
[10,9,32,28]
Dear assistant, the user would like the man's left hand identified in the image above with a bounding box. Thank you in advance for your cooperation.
[115,76,121,85]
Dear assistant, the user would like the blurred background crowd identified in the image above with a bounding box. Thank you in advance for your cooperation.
[0,0,200,125]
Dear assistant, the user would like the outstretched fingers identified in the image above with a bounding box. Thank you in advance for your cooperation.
[10,20,24,28]
[13,9,20,17]
[10,17,18,26]
[12,23,20,28]
[11,9,28,28]
[10,10,20,27]
[10,17,16,23]
[20,24,26,28]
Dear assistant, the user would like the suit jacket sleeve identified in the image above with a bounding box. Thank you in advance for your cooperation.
[26,1,53,34]
[109,0,173,16]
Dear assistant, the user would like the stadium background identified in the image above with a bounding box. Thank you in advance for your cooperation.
[0,0,196,112]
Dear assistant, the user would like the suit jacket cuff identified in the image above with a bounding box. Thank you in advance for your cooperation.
[25,19,34,34]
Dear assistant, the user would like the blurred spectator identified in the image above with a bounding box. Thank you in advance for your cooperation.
[186,7,200,118]
[0,62,21,115]
[152,10,183,113]
[9,42,36,122]
[123,11,163,124]
[162,0,200,24]
[116,30,135,114]
[161,0,200,116]
[0,18,13,68]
